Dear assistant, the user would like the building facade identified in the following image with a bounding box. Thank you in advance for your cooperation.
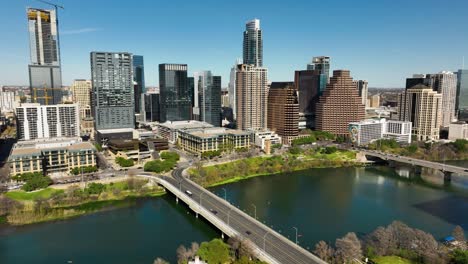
[141,93,160,123]
[16,103,80,141]
[27,8,62,105]
[348,119,412,146]
[71,79,92,119]
[294,70,327,129]
[455,69,468,121]
[195,71,221,127]
[155,120,214,143]
[0,91,16,112]
[267,82,299,144]
[133,55,145,114]
[307,56,331,82]
[159,64,192,122]
[315,70,365,137]
[236,64,268,130]
[354,80,369,107]
[398,85,442,141]
[91,52,134,132]
[243,19,262,67]
[448,122,468,140]
[427,72,457,127]
[228,60,241,119]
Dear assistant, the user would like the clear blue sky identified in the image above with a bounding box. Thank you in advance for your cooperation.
[1,0,468,88]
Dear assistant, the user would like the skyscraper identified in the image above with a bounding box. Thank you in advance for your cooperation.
[315,70,365,137]
[427,72,457,127]
[354,80,369,107]
[398,85,442,141]
[294,70,326,129]
[27,8,62,105]
[133,55,145,114]
[309,56,331,82]
[236,64,268,130]
[267,82,299,144]
[90,52,134,131]
[71,79,92,119]
[159,64,192,122]
[194,71,222,127]
[243,19,263,67]
[455,69,468,121]
[141,93,160,123]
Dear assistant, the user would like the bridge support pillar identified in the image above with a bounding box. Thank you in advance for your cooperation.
[221,233,224,239]
[176,197,178,204]
[196,212,198,218]
[443,171,452,183]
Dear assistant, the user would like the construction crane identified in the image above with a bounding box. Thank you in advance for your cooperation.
[33,85,63,105]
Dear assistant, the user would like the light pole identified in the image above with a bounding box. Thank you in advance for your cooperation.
[227,208,232,225]
[221,188,227,200]
[263,231,270,251]
[199,191,205,206]
[292,227,298,244]
[251,203,257,219]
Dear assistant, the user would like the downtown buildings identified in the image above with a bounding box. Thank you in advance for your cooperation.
[159,64,192,122]
[348,119,412,146]
[267,82,299,144]
[193,71,222,127]
[456,69,468,121]
[243,19,262,67]
[133,55,145,114]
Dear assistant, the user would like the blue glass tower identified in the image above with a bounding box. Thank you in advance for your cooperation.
[133,55,145,113]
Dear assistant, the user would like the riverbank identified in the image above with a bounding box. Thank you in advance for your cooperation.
[1,178,166,226]
[189,148,363,187]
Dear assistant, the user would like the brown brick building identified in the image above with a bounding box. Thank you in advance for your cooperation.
[267,82,299,144]
[316,70,365,137]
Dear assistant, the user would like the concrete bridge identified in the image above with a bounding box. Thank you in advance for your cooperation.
[361,150,468,181]
[137,168,326,264]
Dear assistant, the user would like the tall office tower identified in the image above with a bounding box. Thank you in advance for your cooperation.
[133,55,145,113]
[236,64,268,130]
[16,103,79,140]
[195,71,222,126]
[294,70,327,129]
[354,80,369,107]
[405,74,432,89]
[27,8,62,105]
[141,93,160,122]
[71,79,92,119]
[427,72,457,127]
[243,19,263,67]
[267,82,299,144]
[309,56,331,81]
[398,85,442,141]
[159,64,192,122]
[228,59,241,119]
[455,69,468,121]
[315,70,365,137]
[90,52,134,131]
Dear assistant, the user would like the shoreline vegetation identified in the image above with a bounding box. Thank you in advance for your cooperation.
[0,178,165,226]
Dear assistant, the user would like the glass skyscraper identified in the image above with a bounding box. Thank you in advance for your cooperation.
[133,55,145,114]
[159,64,192,122]
[243,19,263,67]
[456,69,468,121]
[196,71,221,127]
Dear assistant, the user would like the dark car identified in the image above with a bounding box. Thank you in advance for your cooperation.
[246,230,252,235]
[209,209,218,215]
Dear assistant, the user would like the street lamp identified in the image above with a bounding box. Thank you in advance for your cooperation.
[251,203,257,219]
[227,208,232,225]
[221,188,227,200]
[199,191,205,206]
[292,227,298,244]
[263,231,270,251]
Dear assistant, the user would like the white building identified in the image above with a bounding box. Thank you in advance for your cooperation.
[0,91,16,112]
[449,122,468,140]
[16,103,80,141]
[349,119,412,146]
[155,120,214,143]
[250,129,282,150]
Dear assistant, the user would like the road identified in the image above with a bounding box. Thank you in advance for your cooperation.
[161,167,326,264]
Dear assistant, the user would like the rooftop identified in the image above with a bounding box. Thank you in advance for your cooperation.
[158,120,214,130]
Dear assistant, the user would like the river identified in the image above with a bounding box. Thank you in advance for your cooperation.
[1,164,468,263]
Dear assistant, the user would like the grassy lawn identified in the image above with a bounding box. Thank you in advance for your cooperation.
[373,256,414,264]
[6,188,64,201]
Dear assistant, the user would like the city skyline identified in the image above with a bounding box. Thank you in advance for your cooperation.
[1,0,468,88]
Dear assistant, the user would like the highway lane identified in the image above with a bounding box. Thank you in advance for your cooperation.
[169,168,325,264]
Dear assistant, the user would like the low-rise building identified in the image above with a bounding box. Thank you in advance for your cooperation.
[349,119,412,146]
[449,122,468,140]
[250,129,281,151]
[155,120,214,143]
[178,127,251,155]
[8,137,96,176]
[133,129,155,140]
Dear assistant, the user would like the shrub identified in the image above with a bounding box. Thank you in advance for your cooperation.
[160,151,180,161]
[324,146,337,154]
[289,146,302,155]
[85,183,105,195]
[70,166,98,175]
[201,150,222,159]
[144,160,175,173]
[292,136,316,146]
[115,157,134,167]
[12,172,52,192]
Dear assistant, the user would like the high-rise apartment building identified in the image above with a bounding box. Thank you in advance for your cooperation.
[236,64,268,130]
[90,52,134,131]
[427,72,457,127]
[228,60,241,119]
[27,8,62,105]
[354,80,369,107]
[16,103,79,141]
[71,79,92,119]
[315,70,365,137]
[398,85,442,141]
[133,55,145,114]
[195,71,221,127]
[141,93,160,123]
[243,19,263,67]
[159,64,192,122]
[267,82,299,144]
[455,69,468,121]
[294,70,327,129]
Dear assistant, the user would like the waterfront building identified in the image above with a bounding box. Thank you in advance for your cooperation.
[159,64,192,122]
[141,93,160,123]
[27,8,62,105]
[455,69,468,121]
[448,122,468,140]
[250,129,282,152]
[155,120,214,143]
[178,127,251,155]
[348,119,412,146]
[91,52,134,141]
[397,84,442,141]
[354,80,369,107]
[8,137,96,176]
[294,70,326,129]
[133,55,145,114]
[236,64,268,130]
[243,19,262,67]
[16,103,79,141]
[315,70,366,137]
[267,82,299,145]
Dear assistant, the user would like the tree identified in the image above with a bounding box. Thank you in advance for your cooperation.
[334,232,362,263]
[406,144,418,155]
[197,239,230,264]
[452,225,465,242]
[160,151,180,161]
[313,240,334,262]
[115,157,134,167]
[85,183,105,195]
[451,250,468,264]
[153,258,169,264]
[365,226,395,256]
[0,196,22,215]
[176,244,189,264]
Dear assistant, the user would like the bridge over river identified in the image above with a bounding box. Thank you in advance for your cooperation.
[138,168,326,264]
